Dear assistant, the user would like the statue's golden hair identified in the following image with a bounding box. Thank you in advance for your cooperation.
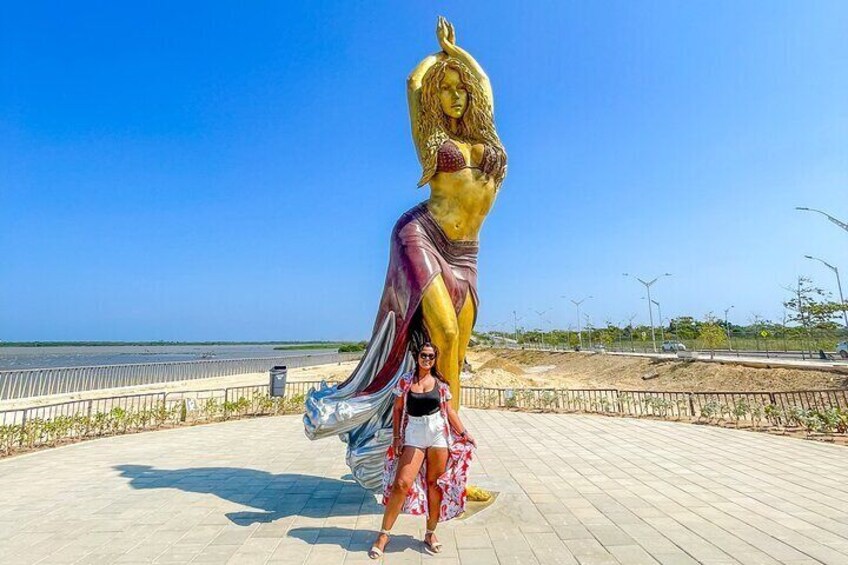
[417,58,507,188]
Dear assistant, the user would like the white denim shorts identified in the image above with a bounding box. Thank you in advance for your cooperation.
[404,412,448,449]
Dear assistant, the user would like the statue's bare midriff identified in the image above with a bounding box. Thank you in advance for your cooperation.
[428,166,497,241]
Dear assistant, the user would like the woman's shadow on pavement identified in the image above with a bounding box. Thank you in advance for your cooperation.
[115,464,430,555]
[114,464,382,526]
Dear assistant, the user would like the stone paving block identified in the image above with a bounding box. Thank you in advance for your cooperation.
[523,532,579,565]
[563,538,618,564]
[607,544,660,565]
[458,547,499,565]
[226,550,277,564]
[209,525,254,546]
[152,544,206,564]
[585,524,635,546]
[77,551,131,564]
[495,552,542,564]
[453,527,491,550]
[267,540,312,563]
[552,524,594,540]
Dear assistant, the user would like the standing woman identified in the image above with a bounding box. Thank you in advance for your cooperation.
[369,343,477,559]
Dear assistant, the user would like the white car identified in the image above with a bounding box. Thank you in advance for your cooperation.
[838,341,848,359]
[661,340,687,352]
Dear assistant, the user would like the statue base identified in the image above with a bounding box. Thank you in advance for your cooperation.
[466,484,493,502]
[458,486,498,520]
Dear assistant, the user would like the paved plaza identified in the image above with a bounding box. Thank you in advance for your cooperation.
[2,411,848,564]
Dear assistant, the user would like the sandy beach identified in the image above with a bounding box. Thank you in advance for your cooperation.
[0,359,360,411]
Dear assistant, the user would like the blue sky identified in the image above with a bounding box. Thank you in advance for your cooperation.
[2,1,847,341]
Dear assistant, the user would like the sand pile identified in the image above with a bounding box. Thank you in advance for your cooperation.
[465,349,848,392]
[476,358,524,375]
[464,356,552,388]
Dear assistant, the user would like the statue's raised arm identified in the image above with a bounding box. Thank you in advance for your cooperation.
[407,17,500,185]
[407,17,506,191]
[435,17,494,111]
[407,53,441,165]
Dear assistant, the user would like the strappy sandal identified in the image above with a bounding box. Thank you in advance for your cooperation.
[424,529,443,554]
[369,529,390,560]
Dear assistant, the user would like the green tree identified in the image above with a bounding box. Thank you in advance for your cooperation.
[670,316,699,340]
[698,315,728,359]
[784,276,841,329]
[598,322,620,348]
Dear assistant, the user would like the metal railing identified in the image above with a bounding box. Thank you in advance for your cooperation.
[8,382,846,428]
[0,352,361,400]
[4,381,848,455]
[0,380,335,453]
[0,380,337,427]
[461,385,848,425]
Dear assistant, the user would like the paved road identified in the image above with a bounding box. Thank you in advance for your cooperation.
[2,411,848,564]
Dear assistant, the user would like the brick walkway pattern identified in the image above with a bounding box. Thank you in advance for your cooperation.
[2,410,848,564]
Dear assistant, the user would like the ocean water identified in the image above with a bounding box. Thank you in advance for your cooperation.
[0,345,338,370]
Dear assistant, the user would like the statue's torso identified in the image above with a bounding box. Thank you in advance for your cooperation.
[427,139,499,241]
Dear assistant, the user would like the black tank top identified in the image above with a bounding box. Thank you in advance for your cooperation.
[407,385,440,416]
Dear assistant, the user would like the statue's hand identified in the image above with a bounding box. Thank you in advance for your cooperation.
[436,16,457,54]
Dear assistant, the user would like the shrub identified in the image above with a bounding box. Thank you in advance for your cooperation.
[700,400,720,423]
[764,404,782,426]
[539,391,558,411]
[0,425,20,454]
[732,399,750,423]
[786,406,806,428]
[338,341,367,353]
[800,409,824,434]
[519,390,536,408]
[815,408,843,434]
[749,403,765,428]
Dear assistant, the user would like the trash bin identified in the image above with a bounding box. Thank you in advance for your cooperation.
[269,366,288,397]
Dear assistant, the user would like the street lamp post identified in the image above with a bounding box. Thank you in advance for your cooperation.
[804,255,848,328]
[796,207,848,233]
[724,305,734,351]
[533,308,552,349]
[651,300,665,342]
[513,310,521,345]
[565,296,592,350]
[624,273,672,353]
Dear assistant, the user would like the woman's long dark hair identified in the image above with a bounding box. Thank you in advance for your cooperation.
[413,342,448,384]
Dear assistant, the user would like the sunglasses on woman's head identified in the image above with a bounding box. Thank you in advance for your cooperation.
[418,353,436,360]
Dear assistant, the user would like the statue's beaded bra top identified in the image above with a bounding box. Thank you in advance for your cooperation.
[436,139,498,176]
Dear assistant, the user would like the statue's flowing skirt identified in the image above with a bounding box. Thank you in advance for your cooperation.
[303,202,478,491]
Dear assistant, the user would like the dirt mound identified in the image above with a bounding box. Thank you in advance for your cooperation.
[476,358,524,375]
[466,348,848,392]
[464,356,531,388]
[464,371,530,388]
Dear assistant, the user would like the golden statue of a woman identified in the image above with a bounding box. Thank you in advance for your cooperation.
[410,17,507,404]
[304,17,506,491]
